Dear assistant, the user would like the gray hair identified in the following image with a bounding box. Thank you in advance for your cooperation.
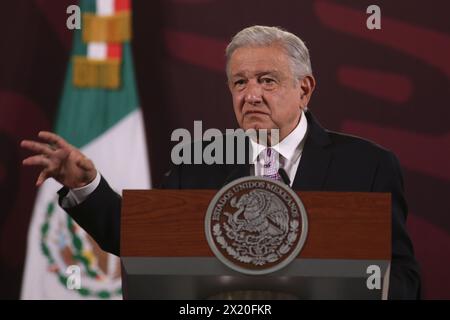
[225,25,312,80]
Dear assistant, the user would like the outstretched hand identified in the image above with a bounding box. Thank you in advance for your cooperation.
[21,131,97,188]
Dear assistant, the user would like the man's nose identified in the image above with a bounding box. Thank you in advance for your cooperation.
[244,82,263,105]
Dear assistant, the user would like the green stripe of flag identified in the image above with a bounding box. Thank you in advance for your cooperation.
[55,0,139,148]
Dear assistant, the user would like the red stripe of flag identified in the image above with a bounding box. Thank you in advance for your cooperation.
[107,43,122,59]
[115,0,130,12]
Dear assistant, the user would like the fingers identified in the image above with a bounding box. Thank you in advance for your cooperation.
[37,131,71,149]
[23,155,52,186]
[22,155,51,167]
[36,170,49,186]
[20,140,55,156]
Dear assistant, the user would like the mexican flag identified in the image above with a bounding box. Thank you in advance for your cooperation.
[21,0,150,299]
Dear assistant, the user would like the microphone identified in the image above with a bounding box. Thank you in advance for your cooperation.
[278,168,291,186]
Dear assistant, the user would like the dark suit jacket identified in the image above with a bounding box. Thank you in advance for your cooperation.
[59,111,420,299]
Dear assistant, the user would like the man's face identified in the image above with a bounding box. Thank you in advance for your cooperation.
[228,45,307,141]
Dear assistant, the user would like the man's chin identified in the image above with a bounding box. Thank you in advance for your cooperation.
[242,121,275,131]
[243,123,274,131]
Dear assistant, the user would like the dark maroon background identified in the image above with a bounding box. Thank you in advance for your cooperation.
[0,0,449,299]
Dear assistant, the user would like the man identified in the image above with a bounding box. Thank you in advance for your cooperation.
[21,26,420,299]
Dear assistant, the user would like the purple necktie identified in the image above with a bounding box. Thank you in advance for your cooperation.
[262,147,282,181]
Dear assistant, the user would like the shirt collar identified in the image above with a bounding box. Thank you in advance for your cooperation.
[250,109,308,163]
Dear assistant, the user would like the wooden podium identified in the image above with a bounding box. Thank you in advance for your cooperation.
[120,190,391,299]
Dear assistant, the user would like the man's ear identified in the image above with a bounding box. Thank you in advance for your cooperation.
[299,75,316,109]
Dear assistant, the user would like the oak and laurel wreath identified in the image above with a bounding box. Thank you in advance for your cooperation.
[213,219,300,266]
[40,199,121,299]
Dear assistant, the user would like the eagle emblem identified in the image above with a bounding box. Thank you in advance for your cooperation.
[205,177,308,275]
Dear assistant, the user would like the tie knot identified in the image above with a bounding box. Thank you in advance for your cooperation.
[261,148,281,181]
[266,146,278,158]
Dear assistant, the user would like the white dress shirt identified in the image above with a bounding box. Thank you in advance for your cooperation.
[250,110,308,186]
[61,170,101,207]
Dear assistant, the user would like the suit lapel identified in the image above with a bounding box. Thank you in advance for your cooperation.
[292,111,333,191]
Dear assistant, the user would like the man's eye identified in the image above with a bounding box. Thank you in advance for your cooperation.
[261,78,276,84]
[234,80,245,86]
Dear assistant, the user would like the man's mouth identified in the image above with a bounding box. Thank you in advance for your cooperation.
[244,110,269,116]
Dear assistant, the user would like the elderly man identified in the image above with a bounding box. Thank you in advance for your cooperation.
[21,26,420,299]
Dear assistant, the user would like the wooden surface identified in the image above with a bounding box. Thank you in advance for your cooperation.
[121,190,391,260]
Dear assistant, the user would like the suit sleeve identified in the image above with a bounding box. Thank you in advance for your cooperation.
[372,151,421,299]
[58,176,122,256]
[58,166,182,257]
